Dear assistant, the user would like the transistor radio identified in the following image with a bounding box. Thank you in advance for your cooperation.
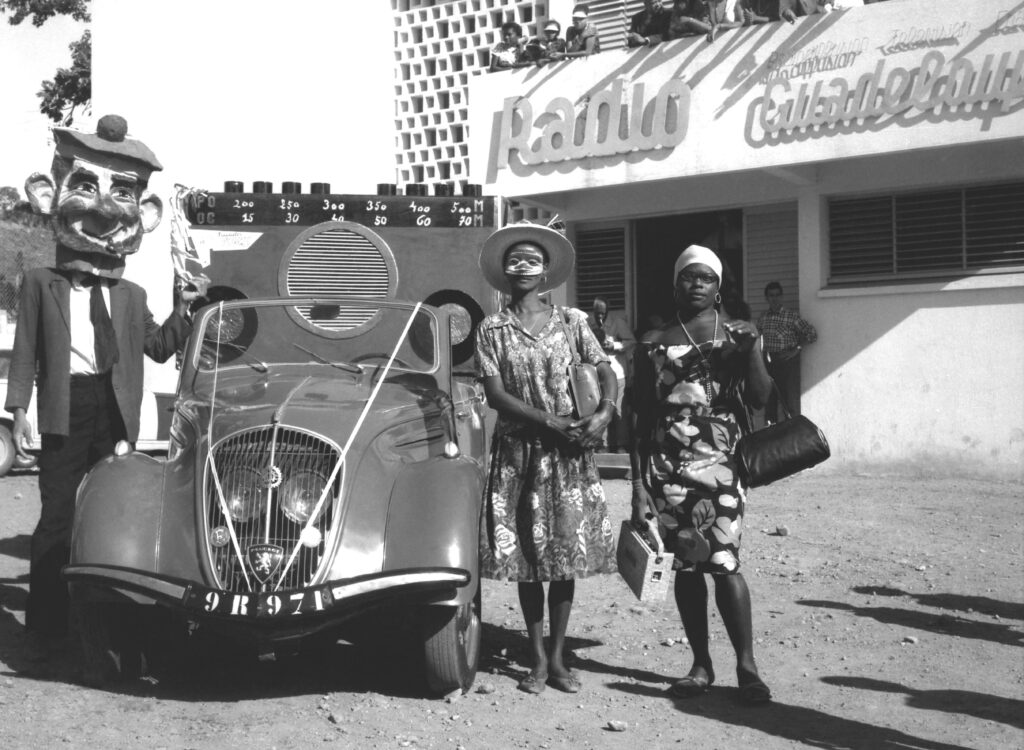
[178,181,502,367]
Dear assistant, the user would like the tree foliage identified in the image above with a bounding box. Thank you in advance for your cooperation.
[2,1,92,125]
[0,0,90,27]
[38,28,91,125]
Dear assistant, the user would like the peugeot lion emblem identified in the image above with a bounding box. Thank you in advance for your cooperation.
[247,543,284,584]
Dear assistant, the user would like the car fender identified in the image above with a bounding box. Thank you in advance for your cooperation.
[382,455,483,606]
[70,452,168,574]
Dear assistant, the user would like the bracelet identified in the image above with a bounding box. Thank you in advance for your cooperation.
[599,397,619,415]
[631,479,644,492]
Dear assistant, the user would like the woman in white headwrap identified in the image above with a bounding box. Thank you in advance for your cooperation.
[629,244,774,704]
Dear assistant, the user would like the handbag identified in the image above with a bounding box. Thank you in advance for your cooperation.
[734,382,830,488]
[616,516,674,602]
[556,308,601,418]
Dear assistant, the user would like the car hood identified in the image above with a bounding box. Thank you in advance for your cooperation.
[185,369,447,446]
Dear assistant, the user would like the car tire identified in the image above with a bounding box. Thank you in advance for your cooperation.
[71,598,147,687]
[0,425,16,477]
[421,585,481,695]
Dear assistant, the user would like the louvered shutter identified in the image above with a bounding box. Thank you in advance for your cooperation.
[574,226,627,311]
[829,196,894,279]
[965,182,1024,269]
[583,0,646,52]
[829,181,1024,283]
[744,204,798,322]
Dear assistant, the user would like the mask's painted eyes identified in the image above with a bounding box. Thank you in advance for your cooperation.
[110,185,137,201]
[504,256,545,272]
[67,176,98,195]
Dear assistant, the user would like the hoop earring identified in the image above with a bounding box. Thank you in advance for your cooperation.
[715,292,722,305]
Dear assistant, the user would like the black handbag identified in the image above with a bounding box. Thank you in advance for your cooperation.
[734,383,830,487]
[556,308,601,418]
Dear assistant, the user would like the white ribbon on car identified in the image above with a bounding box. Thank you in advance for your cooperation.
[203,302,253,590]
[274,302,424,589]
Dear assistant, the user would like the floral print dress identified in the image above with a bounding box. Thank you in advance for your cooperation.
[474,307,617,582]
[636,337,750,575]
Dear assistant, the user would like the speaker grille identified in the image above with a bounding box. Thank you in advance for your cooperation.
[282,224,398,334]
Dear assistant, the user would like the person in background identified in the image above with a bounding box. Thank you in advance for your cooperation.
[475,224,618,696]
[7,115,198,643]
[668,0,742,43]
[756,281,817,422]
[490,21,530,72]
[741,0,785,25]
[630,244,773,705]
[588,297,636,452]
[530,19,567,62]
[553,5,601,59]
[626,0,672,47]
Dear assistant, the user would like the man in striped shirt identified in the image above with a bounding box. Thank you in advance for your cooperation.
[757,281,817,422]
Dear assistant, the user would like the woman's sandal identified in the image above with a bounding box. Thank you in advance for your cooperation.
[546,672,581,693]
[670,669,715,698]
[737,678,772,705]
[517,673,547,695]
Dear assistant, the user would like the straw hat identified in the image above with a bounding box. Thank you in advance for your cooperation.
[479,223,575,294]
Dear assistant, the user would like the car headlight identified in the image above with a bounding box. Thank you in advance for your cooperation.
[221,467,263,522]
[279,469,328,525]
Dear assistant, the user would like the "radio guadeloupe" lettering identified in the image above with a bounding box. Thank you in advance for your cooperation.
[496,78,691,168]
[761,49,1024,134]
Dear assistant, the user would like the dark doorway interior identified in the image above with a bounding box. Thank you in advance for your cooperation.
[634,209,744,337]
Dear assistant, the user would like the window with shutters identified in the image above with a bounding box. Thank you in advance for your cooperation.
[828,181,1024,284]
[580,1,645,52]
[574,226,627,310]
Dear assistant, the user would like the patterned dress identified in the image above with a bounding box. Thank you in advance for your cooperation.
[474,307,617,582]
[635,335,751,575]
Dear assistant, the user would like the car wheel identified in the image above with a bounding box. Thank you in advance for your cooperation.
[421,585,481,695]
[0,425,16,477]
[71,598,147,687]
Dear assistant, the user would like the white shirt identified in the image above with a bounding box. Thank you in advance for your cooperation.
[69,280,111,375]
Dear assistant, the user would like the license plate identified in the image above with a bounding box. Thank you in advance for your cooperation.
[182,583,335,617]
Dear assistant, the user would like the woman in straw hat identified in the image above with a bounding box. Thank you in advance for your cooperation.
[475,224,618,695]
[630,245,774,704]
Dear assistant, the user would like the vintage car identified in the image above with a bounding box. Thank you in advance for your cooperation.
[63,295,487,694]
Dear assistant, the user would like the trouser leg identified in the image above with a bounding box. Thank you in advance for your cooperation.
[27,375,124,636]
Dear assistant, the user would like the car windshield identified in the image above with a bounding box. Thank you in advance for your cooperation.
[189,298,440,377]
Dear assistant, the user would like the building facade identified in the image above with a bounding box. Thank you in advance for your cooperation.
[468,0,1024,479]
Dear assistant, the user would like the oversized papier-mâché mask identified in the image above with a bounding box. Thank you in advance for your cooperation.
[25,114,163,279]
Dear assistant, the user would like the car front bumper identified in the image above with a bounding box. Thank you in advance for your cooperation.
[64,563,471,621]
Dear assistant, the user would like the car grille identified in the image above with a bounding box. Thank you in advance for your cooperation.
[204,425,341,592]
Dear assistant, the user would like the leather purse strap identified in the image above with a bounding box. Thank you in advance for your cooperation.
[555,306,582,365]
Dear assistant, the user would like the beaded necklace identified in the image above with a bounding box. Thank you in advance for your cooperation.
[676,310,718,404]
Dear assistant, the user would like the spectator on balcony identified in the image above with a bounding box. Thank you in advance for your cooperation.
[626,0,672,48]
[779,0,860,17]
[529,19,567,63]
[490,21,530,72]
[552,5,601,59]
[741,0,785,25]
[668,0,741,43]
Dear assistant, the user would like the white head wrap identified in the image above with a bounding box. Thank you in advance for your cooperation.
[673,245,722,287]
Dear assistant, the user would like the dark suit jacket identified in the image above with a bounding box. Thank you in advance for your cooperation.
[5,267,191,441]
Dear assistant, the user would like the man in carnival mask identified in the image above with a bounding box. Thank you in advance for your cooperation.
[5,115,199,643]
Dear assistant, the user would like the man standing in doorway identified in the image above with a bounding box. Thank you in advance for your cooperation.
[757,281,817,422]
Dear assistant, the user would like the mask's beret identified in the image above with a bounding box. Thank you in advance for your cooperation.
[52,114,163,174]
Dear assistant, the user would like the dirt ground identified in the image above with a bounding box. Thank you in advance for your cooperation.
[0,468,1021,750]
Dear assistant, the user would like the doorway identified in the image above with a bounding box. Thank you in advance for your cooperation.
[633,209,744,336]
